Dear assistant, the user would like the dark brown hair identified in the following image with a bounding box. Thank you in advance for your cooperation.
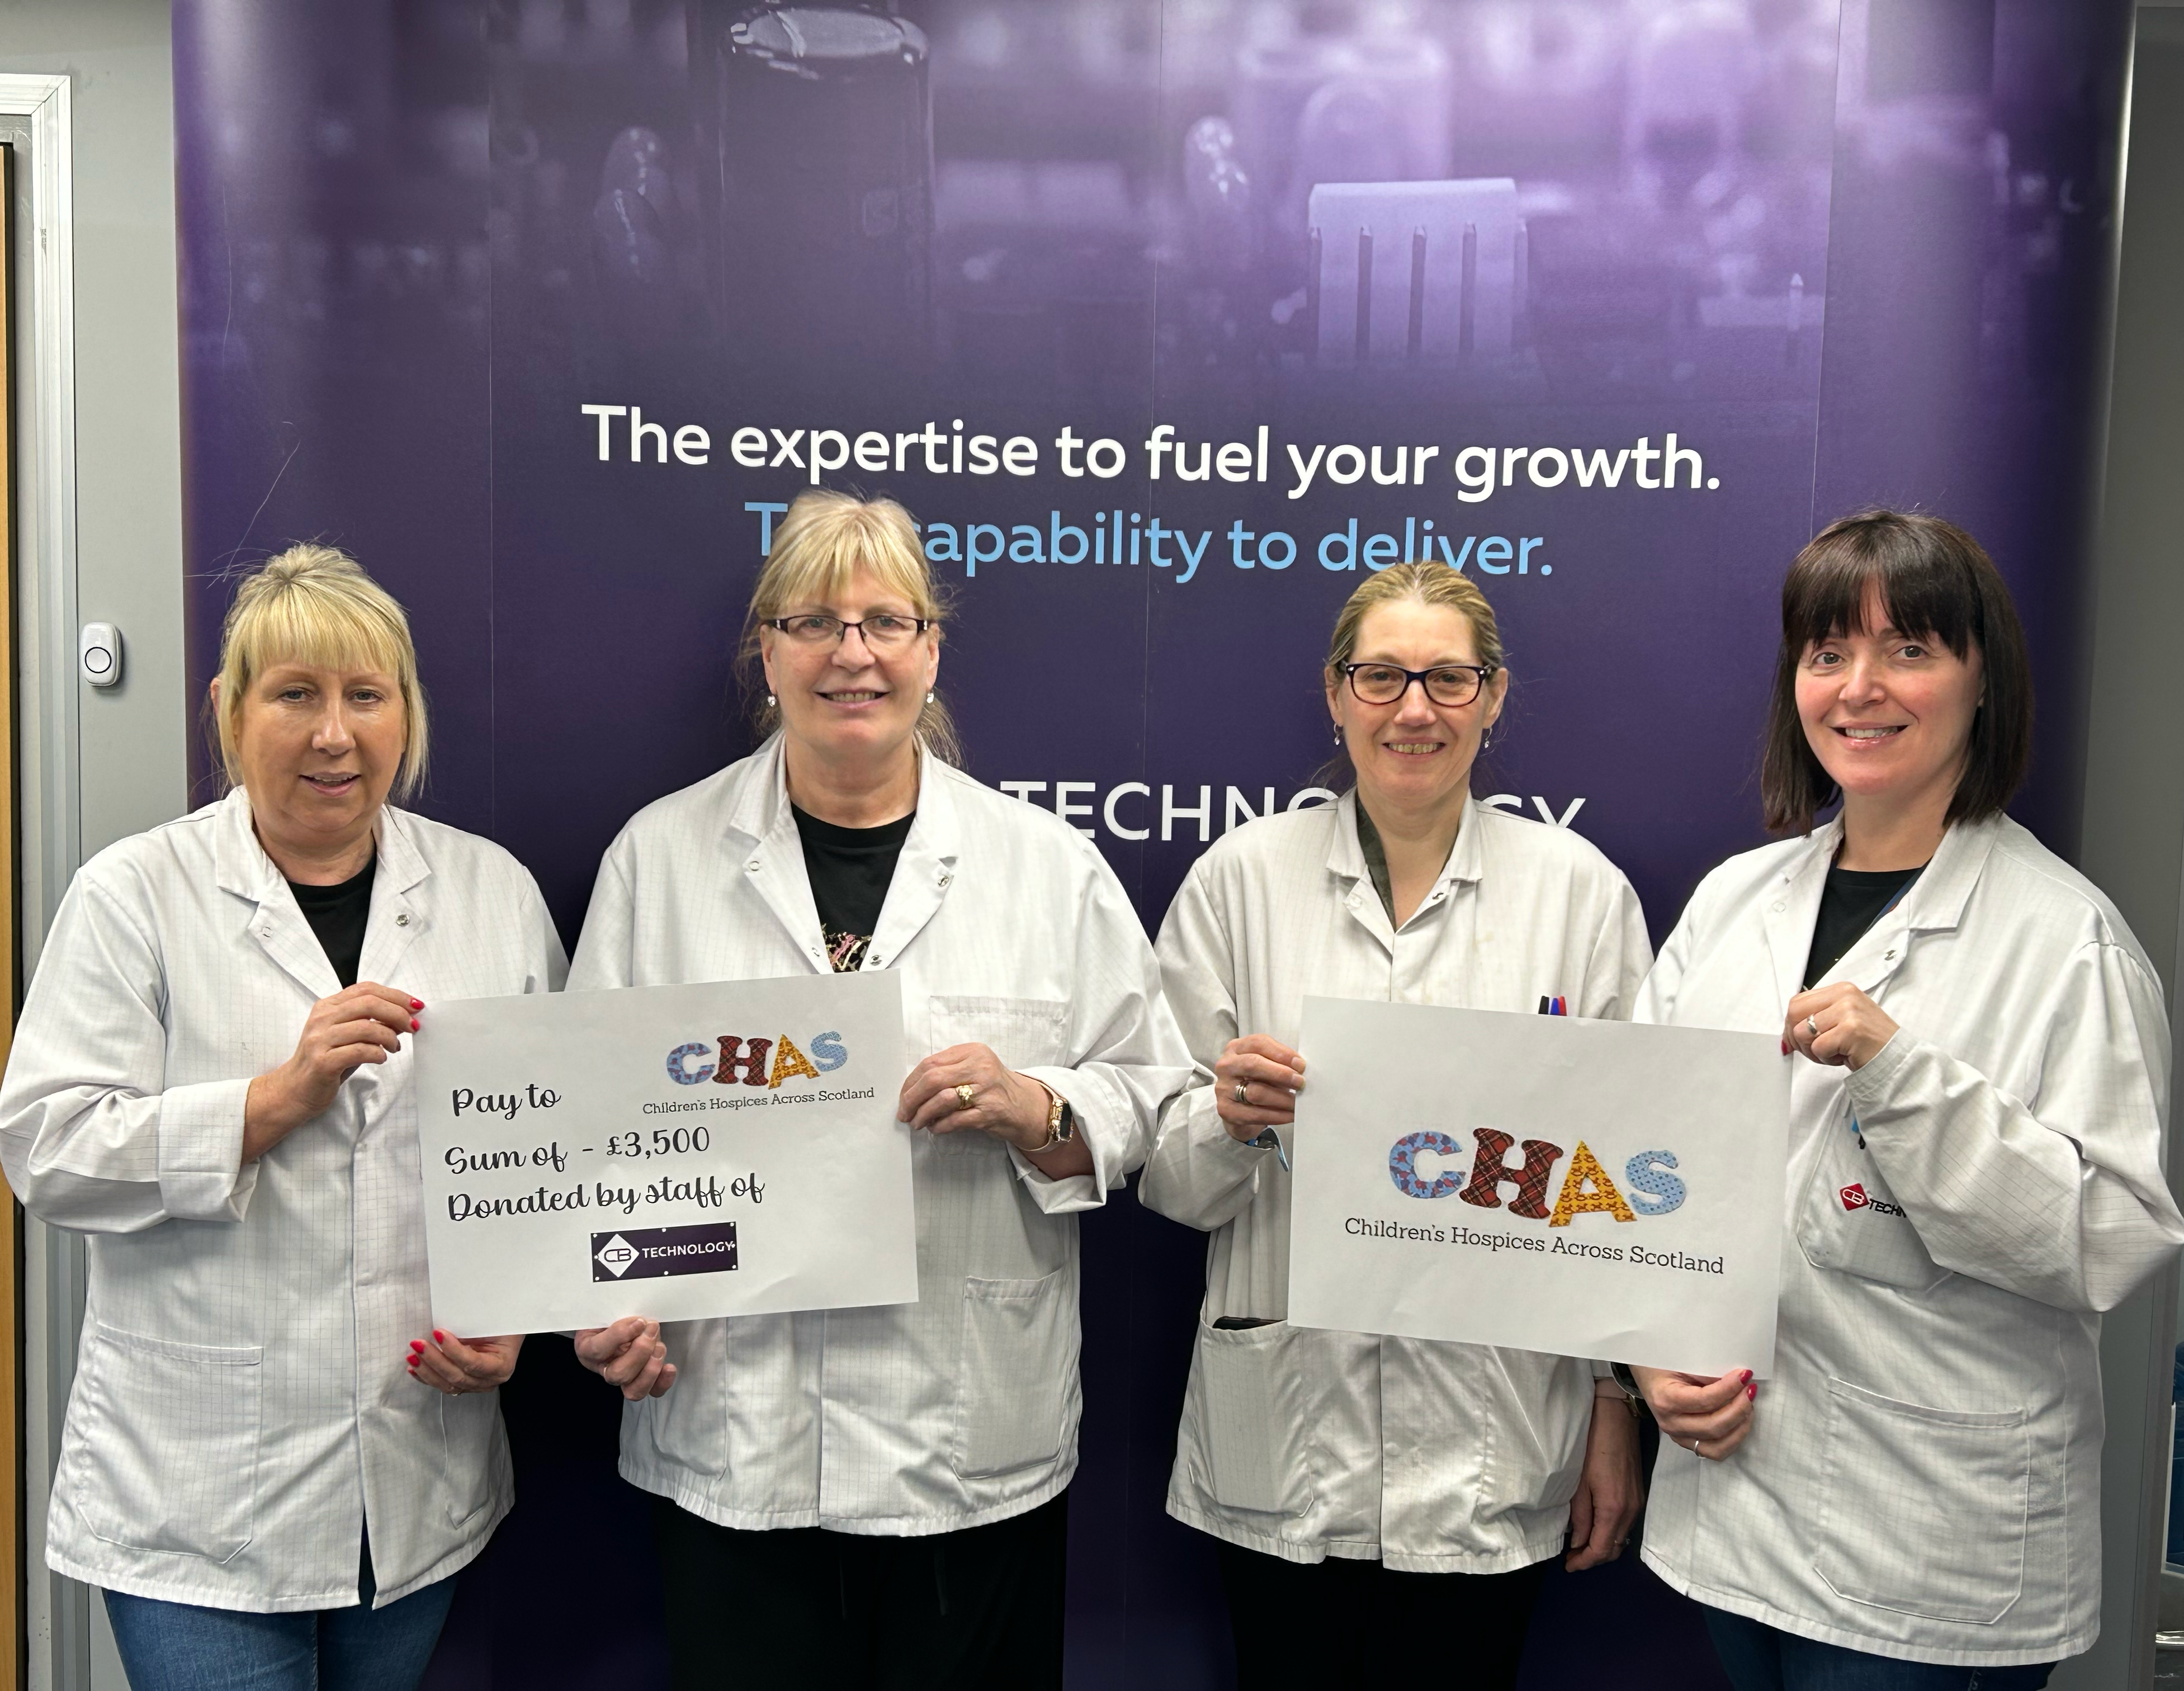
[1760,510,2032,835]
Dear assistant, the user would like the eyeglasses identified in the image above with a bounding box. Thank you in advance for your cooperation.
[1339,662,1496,707]
[765,614,934,649]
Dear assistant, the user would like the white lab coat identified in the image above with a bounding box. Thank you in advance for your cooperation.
[1635,813,2184,1666]
[0,788,566,1611]
[1141,792,1652,1571]
[565,734,1191,1535]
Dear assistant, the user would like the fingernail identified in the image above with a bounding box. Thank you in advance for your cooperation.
[410,999,424,1011]
[1747,1383,1757,1401]
[1741,1369,1753,1384]
[410,1340,426,1353]
[1780,1038,1790,1056]
[410,1018,420,1032]
[433,1330,447,1344]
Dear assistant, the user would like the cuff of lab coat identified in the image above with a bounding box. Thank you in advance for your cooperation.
[157,1078,259,1222]
[1842,1027,1917,1114]
[1006,1066,1122,1214]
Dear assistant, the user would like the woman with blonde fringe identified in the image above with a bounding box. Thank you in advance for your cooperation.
[0,546,565,1690]
[567,489,1189,1690]
[1142,560,1649,1689]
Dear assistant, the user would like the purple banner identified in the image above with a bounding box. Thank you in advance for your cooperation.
[171,2,2129,1685]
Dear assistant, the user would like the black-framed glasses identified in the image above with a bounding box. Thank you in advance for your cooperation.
[1340,661,1496,707]
[766,613,934,649]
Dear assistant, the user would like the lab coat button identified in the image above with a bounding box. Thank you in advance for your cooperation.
[938,873,952,889]
[747,859,762,872]
[1884,949,1897,961]
[1771,901,1786,913]
[261,927,273,939]
[396,913,410,927]
[869,955,883,966]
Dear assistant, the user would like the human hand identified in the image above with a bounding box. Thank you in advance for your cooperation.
[573,1317,678,1400]
[1784,983,1898,1072]
[407,1330,522,1395]
[1565,1386,1644,1569]
[244,982,421,1160]
[1634,1365,1756,1461]
[897,1043,1051,1152]
[1212,1036,1306,1143]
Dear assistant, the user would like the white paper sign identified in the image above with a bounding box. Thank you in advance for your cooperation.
[1285,998,1787,1377]
[416,971,916,1334]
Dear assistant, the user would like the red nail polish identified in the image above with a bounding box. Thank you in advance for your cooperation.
[1747,1383,1757,1400]
[410,1018,420,1032]
[1741,1369,1753,1384]
[433,1331,447,1344]
[410,1340,426,1353]
[1780,1038,1790,1056]
[410,999,424,1011]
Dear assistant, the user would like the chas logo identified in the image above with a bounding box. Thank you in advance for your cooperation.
[1387,1128,1687,1226]
[665,1031,849,1089]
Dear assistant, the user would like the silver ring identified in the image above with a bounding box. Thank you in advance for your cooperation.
[1233,1081,1249,1104]
[954,1083,976,1110]
[1806,1014,1819,1038]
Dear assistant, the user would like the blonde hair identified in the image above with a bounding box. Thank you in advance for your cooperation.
[740,490,962,766]
[1326,560,1504,674]
[211,544,429,801]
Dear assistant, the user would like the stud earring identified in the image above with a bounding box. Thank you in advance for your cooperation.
[766,693,777,708]
[926,690,935,704]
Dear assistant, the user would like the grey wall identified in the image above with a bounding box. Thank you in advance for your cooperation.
[2,0,188,862]
[2052,8,2184,1688]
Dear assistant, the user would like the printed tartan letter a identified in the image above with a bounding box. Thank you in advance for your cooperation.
[1459,1128,1566,1220]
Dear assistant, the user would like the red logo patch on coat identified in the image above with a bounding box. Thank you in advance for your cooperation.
[1840,1183,1870,1211]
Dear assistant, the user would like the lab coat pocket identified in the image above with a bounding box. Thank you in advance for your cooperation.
[438,1390,500,1528]
[928,996,1069,1071]
[1812,1377,2028,1624]
[1193,1319,1309,1517]
[952,1269,1074,1479]
[1794,1113,1950,1295]
[69,1325,263,1562]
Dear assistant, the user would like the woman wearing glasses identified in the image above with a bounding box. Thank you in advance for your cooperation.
[1141,561,1650,1689]
[565,489,1189,1690]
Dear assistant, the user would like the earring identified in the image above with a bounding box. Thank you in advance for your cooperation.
[765,693,777,708]
[1332,722,1344,747]
[925,690,935,704]
[1481,729,1493,752]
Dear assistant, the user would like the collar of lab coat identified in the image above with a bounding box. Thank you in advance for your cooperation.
[722,731,962,973]
[213,785,434,998]
[1761,810,2005,1009]
[1326,788,1483,948]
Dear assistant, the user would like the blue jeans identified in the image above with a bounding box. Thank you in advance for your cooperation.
[1705,1609,2055,1691]
[103,1547,454,1691]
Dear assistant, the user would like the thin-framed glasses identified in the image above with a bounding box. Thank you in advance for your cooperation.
[1339,661,1496,707]
[765,613,934,649]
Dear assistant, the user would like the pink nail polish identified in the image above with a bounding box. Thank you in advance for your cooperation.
[410,1018,420,1032]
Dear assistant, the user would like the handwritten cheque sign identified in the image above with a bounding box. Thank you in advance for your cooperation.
[1285,998,1788,1377]
[416,971,915,1334]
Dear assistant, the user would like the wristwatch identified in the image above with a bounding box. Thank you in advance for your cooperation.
[1032,1084,1076,1152]
[1609,1361,1646,1415]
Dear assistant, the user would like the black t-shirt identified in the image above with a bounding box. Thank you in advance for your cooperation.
[1802,862,1924,990]
[290,854,377,989]
[793,805,914,972]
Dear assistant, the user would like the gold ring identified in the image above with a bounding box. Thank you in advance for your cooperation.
[955,1083,976,1110]
[1233,1081,1249,1104]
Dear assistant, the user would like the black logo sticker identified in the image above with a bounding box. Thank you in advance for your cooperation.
[592,1222,740,1282]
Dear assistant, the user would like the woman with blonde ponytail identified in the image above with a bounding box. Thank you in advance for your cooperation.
[566,490,1189,1689]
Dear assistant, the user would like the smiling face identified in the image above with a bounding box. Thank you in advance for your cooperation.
[1795,584,1983,812]
[760,565,941,781]
[1326,598,1507,819]
[228,659,406,875]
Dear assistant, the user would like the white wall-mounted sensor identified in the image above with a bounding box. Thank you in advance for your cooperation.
[81,622,123,688]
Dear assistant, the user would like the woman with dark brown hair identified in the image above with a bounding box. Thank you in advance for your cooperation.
[1628,511,2183,1689]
